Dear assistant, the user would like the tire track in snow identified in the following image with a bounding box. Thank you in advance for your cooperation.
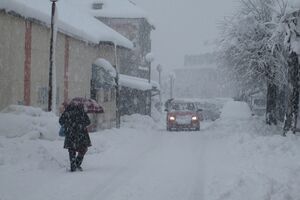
[86,134,168,200]
[90,132,208,200]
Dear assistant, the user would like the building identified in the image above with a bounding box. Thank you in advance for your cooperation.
[174,53,227,99]
[0,0,133,129]
[70,0,157,116]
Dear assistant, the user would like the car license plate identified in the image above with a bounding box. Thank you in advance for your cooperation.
[176,116,191,124]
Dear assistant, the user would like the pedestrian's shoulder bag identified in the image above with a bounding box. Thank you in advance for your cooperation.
[59,126,65,137]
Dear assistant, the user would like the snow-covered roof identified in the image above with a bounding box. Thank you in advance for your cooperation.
[0,0,133,49]
[119,74,159,91]
[93,58,117,77]
[70,0,154,27]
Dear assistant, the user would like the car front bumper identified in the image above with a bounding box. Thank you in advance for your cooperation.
[167,121,200,131]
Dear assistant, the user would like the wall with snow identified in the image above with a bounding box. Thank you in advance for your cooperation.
[0,10,123,128]
[0,12,26,109]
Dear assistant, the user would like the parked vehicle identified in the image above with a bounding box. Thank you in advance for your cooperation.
[194,101,221,121]
[249,93,266,116]
[165,100,202,131]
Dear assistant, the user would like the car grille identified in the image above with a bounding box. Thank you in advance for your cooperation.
[176,115,191,124]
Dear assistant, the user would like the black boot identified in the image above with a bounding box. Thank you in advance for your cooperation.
[69,149,77,172]
[75,156,84,171]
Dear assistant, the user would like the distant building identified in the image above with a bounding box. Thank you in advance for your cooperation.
[82,0,157,116]
[174,53,228,98]
[184,53,216,67]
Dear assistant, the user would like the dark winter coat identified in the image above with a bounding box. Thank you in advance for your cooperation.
[59,104,91,150]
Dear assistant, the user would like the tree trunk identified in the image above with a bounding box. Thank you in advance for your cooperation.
[266,81,277,125]
[283,52,300,136]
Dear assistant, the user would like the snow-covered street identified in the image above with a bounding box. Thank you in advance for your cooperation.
[1,100,300,200]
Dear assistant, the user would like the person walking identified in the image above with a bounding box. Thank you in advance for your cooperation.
[59,103,91,172]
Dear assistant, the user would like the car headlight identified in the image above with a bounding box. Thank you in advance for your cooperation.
[169,116,175,121]
[192,116,198,121]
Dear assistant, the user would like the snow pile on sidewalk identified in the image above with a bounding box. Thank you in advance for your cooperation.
[0,106,159,167]
[206,101,300,200]
[121,114,158,130]
[220,100,251,120]
[0,105,59,140]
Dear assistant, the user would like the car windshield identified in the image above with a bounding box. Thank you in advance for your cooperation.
[171,102,195,111]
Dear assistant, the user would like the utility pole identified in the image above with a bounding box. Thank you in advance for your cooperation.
[148,63,151,116]
[48,0,58,112]
[169,73,175,99]
[114,43,120,128]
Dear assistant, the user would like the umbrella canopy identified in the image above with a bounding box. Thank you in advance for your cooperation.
[69,97,104,113]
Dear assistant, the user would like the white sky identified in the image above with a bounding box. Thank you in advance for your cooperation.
[132,0,239,70]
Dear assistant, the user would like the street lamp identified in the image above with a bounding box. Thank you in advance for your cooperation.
[145,53,154,84]
[48,0,58,112]
[145,53,154,115]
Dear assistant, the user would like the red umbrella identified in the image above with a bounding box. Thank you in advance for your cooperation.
[69,97,104,113]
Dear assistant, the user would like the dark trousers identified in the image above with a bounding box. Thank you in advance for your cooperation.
[68,147,88,170]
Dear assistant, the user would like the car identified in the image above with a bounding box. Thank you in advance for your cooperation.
[194,101,221,121]
[248,93,266,116]
[165,100,202,131]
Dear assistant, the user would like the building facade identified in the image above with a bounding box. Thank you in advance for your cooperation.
[0,8,131,130]
[98,17,153,79]
[89,1,156,116]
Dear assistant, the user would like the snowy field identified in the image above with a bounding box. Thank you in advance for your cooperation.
[1,100,300,200]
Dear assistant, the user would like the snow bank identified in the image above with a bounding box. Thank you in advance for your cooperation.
[220,100,251,120]
[121,114,158,130]
[0,105,59,140]
[0,106,159,171]
[205,101,300,199]
[0,105,160,140]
